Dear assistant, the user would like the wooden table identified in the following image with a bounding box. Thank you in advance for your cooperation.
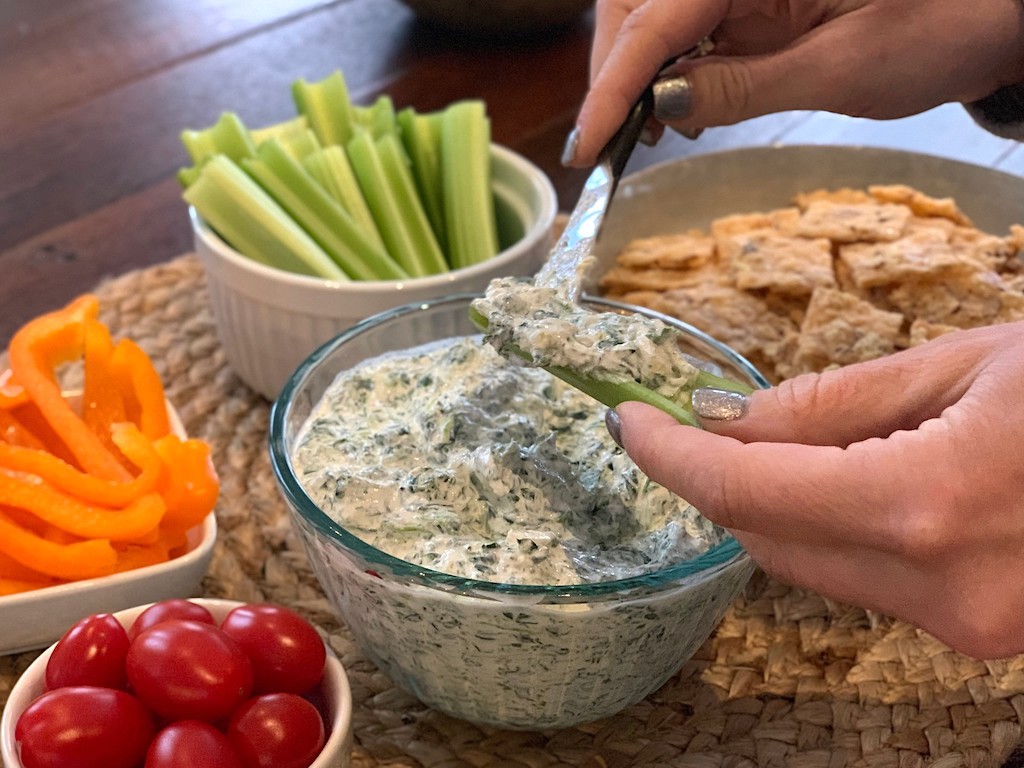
[3,0,1023,346]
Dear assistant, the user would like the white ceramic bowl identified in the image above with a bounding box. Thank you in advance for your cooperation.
[1,598,353,768]
[0,402,216,655]
[193,144,558,401]
[396,0,593,33]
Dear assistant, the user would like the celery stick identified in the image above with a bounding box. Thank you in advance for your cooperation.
[441,100,499,269]
[242,139,408,281]
[397,107,446,252]
[356,95,398,138]
[292,70,358,147]
[277,128,322,164]
[250,115,309,148]
[177,165,202,188]
[346,129,448,277]
[467,307,752,427]
[180,112,256,165]
[304,146,387,253]
[184,155,345,280]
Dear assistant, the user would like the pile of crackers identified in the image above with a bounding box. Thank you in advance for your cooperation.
[598,185,1024,383]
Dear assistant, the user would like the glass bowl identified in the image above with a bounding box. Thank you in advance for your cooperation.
[269,293,769,729]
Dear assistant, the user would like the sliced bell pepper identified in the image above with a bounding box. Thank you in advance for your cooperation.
[7,295,132,481]
[153,434,220,536]
[110,337,170,441]
[0,508,118,580]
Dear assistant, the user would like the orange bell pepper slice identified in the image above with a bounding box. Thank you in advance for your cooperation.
[0,469,165,542]
[0,369,28,410]
[153,434,219,536]
[82,319,129,458]
[0,509,117,580]
[111,338,170,441]
[0,408,47,450]
[0,422,162,508]
[7,295,132,481]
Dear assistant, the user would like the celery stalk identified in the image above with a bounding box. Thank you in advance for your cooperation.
[397,107,446,252]
[180,112,256,165]
[304,146,387,253]
[356,95,398,138]
[242,139,408,281]
[346,129,448,277]
[183,155,345,280]
[441,100,499,269]
[250,115,309,148]
[467,307,753,426]
[277,128,322,164]
[292,71,358,147]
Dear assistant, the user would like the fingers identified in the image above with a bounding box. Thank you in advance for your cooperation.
[571,0,728,165]
[612,400,903,546]
[699,332,986,447]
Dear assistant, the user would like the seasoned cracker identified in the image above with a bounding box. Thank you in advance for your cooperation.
[868,184,973,226]
[949,226,1016,271]
[718,231,836,296]
[792,188,874,208]
[642,284,799,382]
[837,228,974,288]
[887,270,1024,328]
[615,231,715,270]
[796,201,912,243]
[908,319,960,347]
[598,261,727,294]
[793,288,904,372]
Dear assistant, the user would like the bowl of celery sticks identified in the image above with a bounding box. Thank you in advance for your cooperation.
[179,70,557,401]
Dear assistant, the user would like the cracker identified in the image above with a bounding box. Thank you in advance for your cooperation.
[793,288,905,372]
[887,270,1024,328]
[796,201,912,243]
[949,226,1016,271]
[868,184,974,226]
[837,228,974,288]
[615,231,715,270]
[598,261,727,294]
[792,188,874,208]
[718,230,836,296]
[908,319,960,347]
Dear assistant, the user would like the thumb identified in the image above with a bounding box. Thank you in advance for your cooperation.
[695,334,983,447]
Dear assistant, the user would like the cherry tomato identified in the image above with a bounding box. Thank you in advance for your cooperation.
[15,686,155,768]
[220,603,326,694]
[129,599,216,640]
[145,720,244,768]
[126,619,253,722]
[45,613,130,691]
[226,693,326,768]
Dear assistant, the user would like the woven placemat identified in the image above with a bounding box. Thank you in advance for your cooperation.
[2,254,1023,768]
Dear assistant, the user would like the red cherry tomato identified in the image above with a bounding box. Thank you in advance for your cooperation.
[129,599,216,640]
[126,619,253,722]
[226,693,326,768]
[15,686,155,768]
[45,613,130,691]
[220,603,326,694]
[145,720,244,768]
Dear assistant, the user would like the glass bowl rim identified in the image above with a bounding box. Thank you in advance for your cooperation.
[269,291,770,600]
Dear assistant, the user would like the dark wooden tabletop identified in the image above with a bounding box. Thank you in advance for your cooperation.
[3,0,1023,347]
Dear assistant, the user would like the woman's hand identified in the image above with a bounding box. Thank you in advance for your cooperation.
[611,321,1024,659]
[567,0,1024,166]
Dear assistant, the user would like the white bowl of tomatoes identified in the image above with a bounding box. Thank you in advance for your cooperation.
[0,598,352,768]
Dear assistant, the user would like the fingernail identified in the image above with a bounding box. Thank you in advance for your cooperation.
[692,388,749,421]
[605,408,623,448]
[561,126,580,167]
[653,76,694,122]
[638,125,657,146]
[676,126,703,140]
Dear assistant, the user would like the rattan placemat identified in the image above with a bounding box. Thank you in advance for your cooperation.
[2,254,1023,768]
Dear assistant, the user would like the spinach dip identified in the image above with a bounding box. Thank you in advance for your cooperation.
[292,334,725,587]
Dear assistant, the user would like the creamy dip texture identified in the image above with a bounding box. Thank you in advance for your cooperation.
[292,335,724,587]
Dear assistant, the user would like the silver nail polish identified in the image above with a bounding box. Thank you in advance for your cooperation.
[604,408,623,448]
[692,387,749,421]
[652,76,693,122]
[560,126,580,167]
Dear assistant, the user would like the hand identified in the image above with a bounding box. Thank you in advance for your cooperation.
[611,321,1024,659]
[567,0,1024,166]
